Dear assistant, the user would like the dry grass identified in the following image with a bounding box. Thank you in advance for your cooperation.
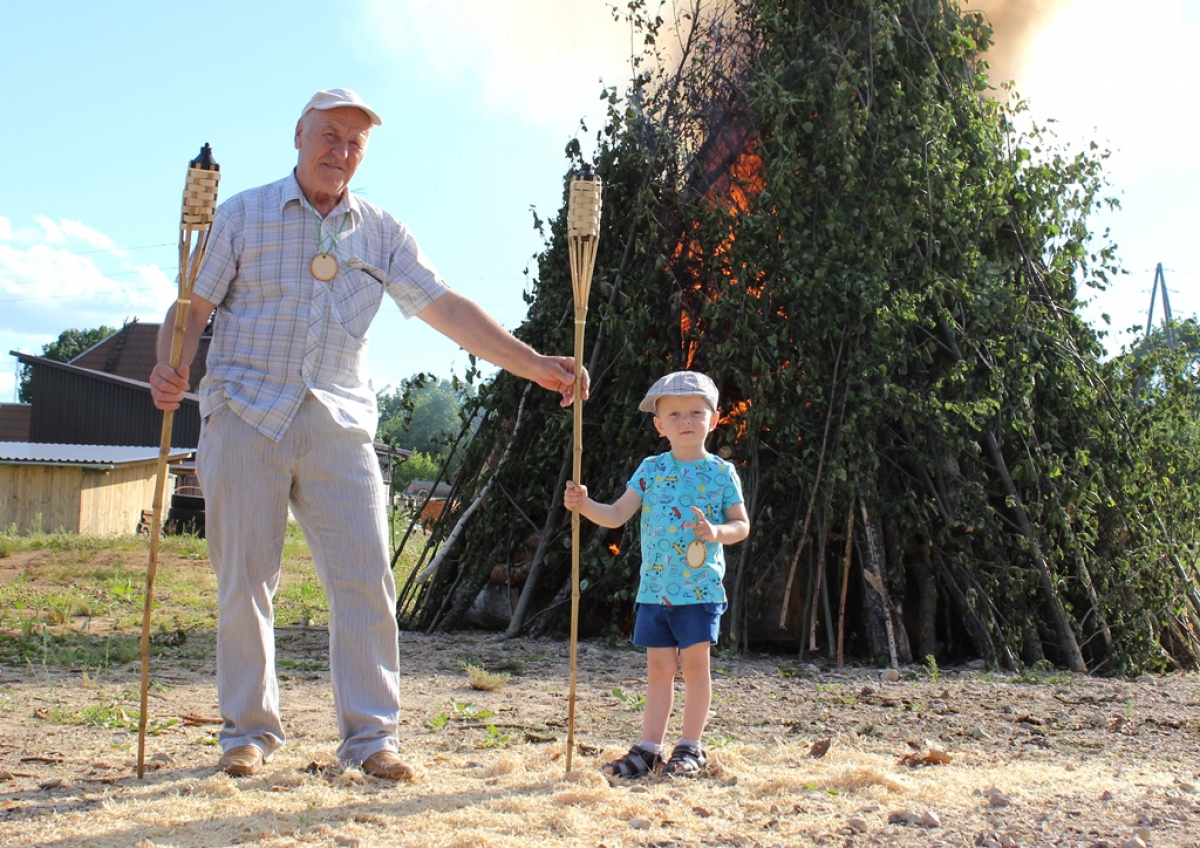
[3,631,1199,848]
[1,729,1190,848]
[462,662,511,692]
[2,533,1199,847]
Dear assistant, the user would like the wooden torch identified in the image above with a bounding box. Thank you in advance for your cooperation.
[137,145,220,778]
[565,164,602,772]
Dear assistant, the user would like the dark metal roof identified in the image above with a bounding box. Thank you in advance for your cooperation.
[0,442,192,468]
[11,352,201,448]
[12,351,199,399]
[69,321,211,386]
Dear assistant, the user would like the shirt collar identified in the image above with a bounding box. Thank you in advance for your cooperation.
[281,170,363,225]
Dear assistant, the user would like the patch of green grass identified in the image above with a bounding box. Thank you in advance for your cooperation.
[0,521,319,670]
[705,732,735,749]
[391,533,425,591]
[815,682,858,706]
[277,576,327,627]
[803,782,841,796]
[1015,660,1074,685]
[0,627,147,668]
[275,523,330,627]
[42,700,179,735]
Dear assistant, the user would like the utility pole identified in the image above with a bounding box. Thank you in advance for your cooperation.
[1145,263,1176,350]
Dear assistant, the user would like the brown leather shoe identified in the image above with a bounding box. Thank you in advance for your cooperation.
[218,745,264,777]
[362,750,415,781]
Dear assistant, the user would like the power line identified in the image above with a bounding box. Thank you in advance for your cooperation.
[44,241,175,257]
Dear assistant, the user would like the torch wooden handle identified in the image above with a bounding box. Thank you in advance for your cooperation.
[139,148,220,779]
[565,168,602,773]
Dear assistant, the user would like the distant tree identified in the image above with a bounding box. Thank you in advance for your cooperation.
[377,374,475,462]
[1132,319,1200,370]
[18,324,119,403]
[392,450,441,492]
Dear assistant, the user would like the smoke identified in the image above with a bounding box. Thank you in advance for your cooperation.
[355,1,728,139]
[356,0,634,131]
[960,0,1074,92]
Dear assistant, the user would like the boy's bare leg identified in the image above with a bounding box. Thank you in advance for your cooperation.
[678,642,713,742]
[640,647,679,744]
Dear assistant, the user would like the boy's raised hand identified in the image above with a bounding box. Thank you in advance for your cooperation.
[686,505,716,541]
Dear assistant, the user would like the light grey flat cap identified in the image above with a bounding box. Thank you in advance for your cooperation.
[638,371,719,413]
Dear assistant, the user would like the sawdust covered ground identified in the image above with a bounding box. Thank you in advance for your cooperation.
[1,629,1199,848]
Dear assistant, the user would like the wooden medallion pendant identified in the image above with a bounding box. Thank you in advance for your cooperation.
[311,253,338,281]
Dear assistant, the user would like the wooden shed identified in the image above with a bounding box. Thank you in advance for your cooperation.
[0,444,192,536]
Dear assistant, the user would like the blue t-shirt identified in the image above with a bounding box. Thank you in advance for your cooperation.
[627,452,745,605]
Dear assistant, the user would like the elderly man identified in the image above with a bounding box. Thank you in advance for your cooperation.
[150,88,583,780]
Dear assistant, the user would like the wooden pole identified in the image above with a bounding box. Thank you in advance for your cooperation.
[565,165,602,773]
[138,146,220,778]
[836,502,855,667]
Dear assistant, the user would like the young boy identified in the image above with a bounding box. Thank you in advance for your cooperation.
[563,371,750,778]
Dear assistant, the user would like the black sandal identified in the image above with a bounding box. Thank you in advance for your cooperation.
[662,743,707,777]
[601,744,662,779]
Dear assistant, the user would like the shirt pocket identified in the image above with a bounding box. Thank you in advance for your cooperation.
[329,267,384,341]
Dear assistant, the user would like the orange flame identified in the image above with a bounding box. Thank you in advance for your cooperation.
[720,398,754,439]
[676,130,769,370]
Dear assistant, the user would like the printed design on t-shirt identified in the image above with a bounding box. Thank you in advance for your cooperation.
[631,454,742,606]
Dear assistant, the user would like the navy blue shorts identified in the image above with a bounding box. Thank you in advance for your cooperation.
[632,602,727,649]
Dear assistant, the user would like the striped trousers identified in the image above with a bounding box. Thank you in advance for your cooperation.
[198,392,399,766]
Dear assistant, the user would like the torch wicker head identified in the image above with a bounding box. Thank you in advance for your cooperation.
[567,176,603,241]
[181,144,221,232]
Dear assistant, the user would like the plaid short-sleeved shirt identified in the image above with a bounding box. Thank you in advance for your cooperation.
[193,173,450,441]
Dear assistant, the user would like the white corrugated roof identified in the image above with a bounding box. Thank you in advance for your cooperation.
[0,443,192,467]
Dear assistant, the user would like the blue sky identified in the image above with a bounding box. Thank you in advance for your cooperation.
[2,0,1198,405]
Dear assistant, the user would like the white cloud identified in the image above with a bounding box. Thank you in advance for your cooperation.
[0,216,57,245]
[58,219,129,258]
[31,216,68,245]
[2,215,131,258]
[0,218,175,371]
